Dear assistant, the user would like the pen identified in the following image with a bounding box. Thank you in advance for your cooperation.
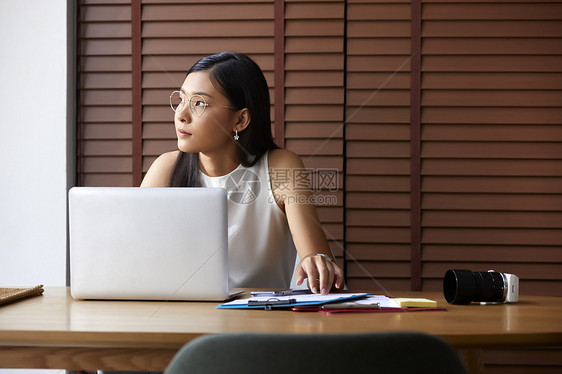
[250,289,313,297]
[321,302,380,310]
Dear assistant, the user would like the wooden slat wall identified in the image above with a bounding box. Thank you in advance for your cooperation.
[77,0,562,294]
[284,0,346,265]
[345,0,413,291]
[78,0,133,186]
[419,0,562,297]
[140,0,276,176]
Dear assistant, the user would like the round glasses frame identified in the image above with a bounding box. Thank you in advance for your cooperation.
[169,90,235,117]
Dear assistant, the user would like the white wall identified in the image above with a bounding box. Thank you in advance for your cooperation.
[0,0,69,372]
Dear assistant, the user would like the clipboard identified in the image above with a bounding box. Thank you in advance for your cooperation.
[217,292,371,310]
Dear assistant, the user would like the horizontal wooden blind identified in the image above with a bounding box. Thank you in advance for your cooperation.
[345,0,413,291]
[284,0,346,265]
[419,0,562,297]
[140,0,276,179]
[78,0,133,186]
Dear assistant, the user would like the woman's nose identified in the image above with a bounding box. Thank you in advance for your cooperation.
[176,103,192,122]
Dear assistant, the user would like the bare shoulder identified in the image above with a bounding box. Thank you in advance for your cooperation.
[141,150,180,187]
[268,148,305,170]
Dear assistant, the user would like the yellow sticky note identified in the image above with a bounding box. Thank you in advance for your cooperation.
[392,298,437,308]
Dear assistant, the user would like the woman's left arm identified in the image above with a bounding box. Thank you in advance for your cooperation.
[269,149,344,295]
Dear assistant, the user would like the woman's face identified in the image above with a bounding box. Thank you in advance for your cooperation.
[174,71,238,154]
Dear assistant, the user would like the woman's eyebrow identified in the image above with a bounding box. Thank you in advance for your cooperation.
[179,88,214,98]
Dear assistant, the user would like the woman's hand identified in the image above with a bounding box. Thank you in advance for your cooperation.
[295,254,344,295]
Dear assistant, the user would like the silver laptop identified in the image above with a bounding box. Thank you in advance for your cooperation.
[69,187,232,301]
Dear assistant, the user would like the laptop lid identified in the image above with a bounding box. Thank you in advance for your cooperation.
[69,187,230,301]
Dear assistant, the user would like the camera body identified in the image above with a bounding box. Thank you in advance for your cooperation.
[443,269,519,305]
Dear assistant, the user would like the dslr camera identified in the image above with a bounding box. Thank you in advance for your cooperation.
[443,269,519,305]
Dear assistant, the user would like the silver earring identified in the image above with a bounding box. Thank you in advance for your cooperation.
[234,129,239,141]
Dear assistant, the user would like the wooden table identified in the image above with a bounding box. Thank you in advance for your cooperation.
[0,287,561,373]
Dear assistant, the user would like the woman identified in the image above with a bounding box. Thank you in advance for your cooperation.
[142,52,343,295]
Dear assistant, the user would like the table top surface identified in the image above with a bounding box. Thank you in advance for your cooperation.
[1,287,561,349]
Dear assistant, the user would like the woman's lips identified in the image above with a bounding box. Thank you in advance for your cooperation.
[177,128,191,137]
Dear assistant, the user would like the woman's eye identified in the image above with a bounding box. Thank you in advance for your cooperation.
[194,100,205,107]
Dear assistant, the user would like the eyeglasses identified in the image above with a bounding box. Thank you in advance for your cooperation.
[169,90,235,117]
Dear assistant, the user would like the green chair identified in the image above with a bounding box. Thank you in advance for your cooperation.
[164,331,468,374]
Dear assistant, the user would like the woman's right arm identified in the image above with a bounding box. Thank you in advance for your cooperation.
[140,151,180,187]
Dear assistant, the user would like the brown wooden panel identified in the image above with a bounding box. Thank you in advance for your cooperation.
[142,139,177,157]
[82,123,131,140]
[347,192,410,210]
[82,157,132,173]
[81,140,132,156]
[80,39,132,56]
[347,278,412,293]
[285,71,343,88]
[422,124,562,142]
[142,20,273,37]
[347,210,410,227]
[285,105,343,122]
[285,87,344,104]
[82,90,131,106]
[81,73,132,89]
[347,55,412,72]
[347,3,411,20]
[423,3,562,20]
[422,107,562,125]
[300,156,344,170]
[347,72,410,89]
[81,5,131,21]
[80,173,133,187]
[422,228,562,246]
[142,38,274,55]
[346,261,411,278]
[423,55,562,73]
[285,53,343,71]
[422,193,562,212]
[346,243,412,261]
[422,142,562,159]
[284,139,342,156]
[81,56,131,72]
[347,38,410,55]
[142,4,273,21]
[285,2,344,19]
[422,159,562,177]
[347,159,410,175]
[347,176,410,192]
[285,123,344,139]
[143,123,175,140]
[347,90,410,106]
[422,176,562,194]
[346,107,411,123]
[347,141,410,158]
[422,73,562,89]
[285,20,344,36]
[423,38,562,55]
[81,22,131,39]
[81,107,132,123]
[423,211,562,229]
[348,20,410,37]
[423,20,562,37]
[422,90,562,107]
[422,245,562,263]
[346,124,410,140]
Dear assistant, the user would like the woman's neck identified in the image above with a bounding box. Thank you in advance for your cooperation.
[199,150,240,177]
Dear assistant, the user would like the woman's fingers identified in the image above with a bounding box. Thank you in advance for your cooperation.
[299,254,343,295]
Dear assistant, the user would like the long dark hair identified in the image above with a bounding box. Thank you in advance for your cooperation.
[169,52,279,187]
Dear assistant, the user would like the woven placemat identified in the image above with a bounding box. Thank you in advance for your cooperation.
[0,285,44,306]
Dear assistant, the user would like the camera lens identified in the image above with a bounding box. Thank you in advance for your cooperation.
[443,269,506,305]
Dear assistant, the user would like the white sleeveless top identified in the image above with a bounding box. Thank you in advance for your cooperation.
[199,152,297,288]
